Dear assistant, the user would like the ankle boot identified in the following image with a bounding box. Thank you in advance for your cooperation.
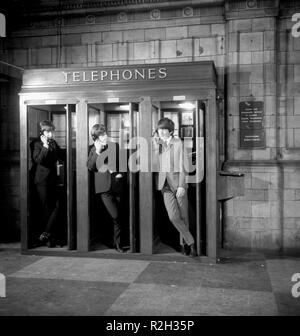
[189,243,197,257]
[113,219,124,253]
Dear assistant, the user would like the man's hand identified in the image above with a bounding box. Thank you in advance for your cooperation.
[94,139,102,154]
[41,135,49,149]
[176,187,185,198]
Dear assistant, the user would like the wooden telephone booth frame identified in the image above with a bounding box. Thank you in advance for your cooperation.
[20,61,220,262]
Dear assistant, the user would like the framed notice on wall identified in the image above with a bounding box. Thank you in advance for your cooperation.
[239,101,265,148]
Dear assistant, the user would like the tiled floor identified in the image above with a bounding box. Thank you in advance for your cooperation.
[0,248,299,316]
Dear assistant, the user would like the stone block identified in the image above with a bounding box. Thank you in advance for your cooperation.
[239,65,264,83]
[41,35,59,47]
[176,39,193,57]
[229,19,252,33]
[265,96,276,115]
[96,44,112,62]
[66,46,87,65]
[251,51,264,64]
[252,149,271,161]
[252,17,274,31]
[264,51,276,64]
[211,23,225,35]
[266,128,276,148]
[81,32,101,44]
[228,33,238,52]
[293,36,300,51]
[252,172,270,189]
[233,200,252,217]
[134,42,150,60]
[102,31,122,43]
[228,51,238,65]
[188,24,210,37]
[145,28,166,41]
[35,48,52,65]
[294,65,300,83]
[240,32,263,52]
[287,116,300,128]
[284,189,296,201]
[123,29,145,42]
[239,51,251,64]
[251,83,264,97]
[285,172,300,189]
[12,49,27,67]
[264,31,275,50]
[161,40,176,58]
[294,129,300,147]
[294,97,300,115]
[243,189,266,201]
[195,37,216,56]
[284,201,300,217]
[61,34,81,46]
[265,64,276,83]
[166,26,187,39]
[288,51,300,64]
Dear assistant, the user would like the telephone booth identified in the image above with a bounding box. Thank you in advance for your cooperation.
[20,61,221,262]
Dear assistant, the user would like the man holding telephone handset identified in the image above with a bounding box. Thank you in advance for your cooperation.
[153,118,197,257]
[32,120,64,247]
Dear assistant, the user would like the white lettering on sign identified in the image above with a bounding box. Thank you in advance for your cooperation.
[0,273,6,298]
[62,67,168,83]
[0,13,5,37]
[291,273,300,298]
[292,13,300,38]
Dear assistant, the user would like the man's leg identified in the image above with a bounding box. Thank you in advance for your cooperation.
[177,191,190,249]
[100,192,124,252]
[162,187,194,246]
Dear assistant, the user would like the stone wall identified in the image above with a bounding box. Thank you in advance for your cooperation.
[224,0,300,252]
[1,0,300,251]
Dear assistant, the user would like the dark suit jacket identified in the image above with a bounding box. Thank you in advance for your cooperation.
[31,138,63,186]
[87,141,125,194]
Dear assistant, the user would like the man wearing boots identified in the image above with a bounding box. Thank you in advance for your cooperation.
[31,120,64,247]
[87,124,125,253]
[153,118,197,257]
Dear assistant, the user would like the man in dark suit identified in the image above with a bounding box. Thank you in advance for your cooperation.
[31,120,64,247]
[87,124,125,253]
[153,118,197,257]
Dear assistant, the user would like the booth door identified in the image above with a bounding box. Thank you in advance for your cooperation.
[26,104,76,250]
[87,102,139,252]
[139,99,206,256]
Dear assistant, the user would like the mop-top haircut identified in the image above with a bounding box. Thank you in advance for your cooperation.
[40,120,55,133]
[157,117,175,134]
[90,124,107,141]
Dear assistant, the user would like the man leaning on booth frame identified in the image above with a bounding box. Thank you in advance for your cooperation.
[152,118,197,257]
[87,124,125,253]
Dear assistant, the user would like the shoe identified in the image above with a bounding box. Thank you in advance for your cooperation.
[46,237,56,248]
[114,243,125,253]
[180,244,189,255]
[39,232,50,244]
[189,243,198,257]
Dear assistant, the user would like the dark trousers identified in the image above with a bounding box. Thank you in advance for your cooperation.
[99,191,121,246]
[36,184,59,235]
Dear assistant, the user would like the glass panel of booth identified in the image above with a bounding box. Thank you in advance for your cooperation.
[27,104,76,250]
[87,102,139,252]
[149,100,205,255]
